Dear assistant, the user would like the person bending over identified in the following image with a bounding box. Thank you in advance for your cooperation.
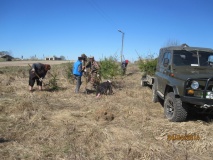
[29,63,51,91]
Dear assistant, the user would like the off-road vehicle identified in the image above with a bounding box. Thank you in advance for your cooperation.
[143,44,213,122]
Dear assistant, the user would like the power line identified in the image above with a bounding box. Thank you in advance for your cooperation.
[86,0,119,30]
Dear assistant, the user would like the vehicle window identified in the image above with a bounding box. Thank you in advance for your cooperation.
[199,52,213,66]
[173,50,213,66]
[161,52,171,66]
[173,51,196,66]
[173,54,186,66]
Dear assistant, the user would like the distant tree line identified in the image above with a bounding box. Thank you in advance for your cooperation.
[0,51,12,56]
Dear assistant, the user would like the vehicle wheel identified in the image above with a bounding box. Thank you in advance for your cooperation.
[141,79,147,87]
[164,92,188,122]
[152,83,159,103]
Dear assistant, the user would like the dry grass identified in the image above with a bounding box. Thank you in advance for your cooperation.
[0,63,213,160]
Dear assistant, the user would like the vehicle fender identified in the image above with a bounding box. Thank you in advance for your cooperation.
[164,84,180,98]
[153,77,158,90]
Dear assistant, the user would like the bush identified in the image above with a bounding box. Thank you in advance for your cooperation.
[60,62,74,84]
[99,56,121,79]
[48,72,59,91]
[138,57,157,76]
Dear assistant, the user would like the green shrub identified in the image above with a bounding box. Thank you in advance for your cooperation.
[48,72,59,91]
[60,62,74,84]
[138,57,157,76]
[99,56,121,79]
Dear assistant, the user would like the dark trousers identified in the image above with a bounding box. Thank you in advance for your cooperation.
[74,75,82,93]
[29,71,42,87]
[122,67,126,75]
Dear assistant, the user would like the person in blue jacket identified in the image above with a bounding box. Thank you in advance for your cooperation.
[73,57,85,93]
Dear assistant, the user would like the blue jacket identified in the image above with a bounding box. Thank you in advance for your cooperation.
[73,60,83,76]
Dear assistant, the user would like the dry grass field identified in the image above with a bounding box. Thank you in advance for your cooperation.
[0,62,213,160]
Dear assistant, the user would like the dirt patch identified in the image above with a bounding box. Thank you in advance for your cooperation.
[95,109,115,122]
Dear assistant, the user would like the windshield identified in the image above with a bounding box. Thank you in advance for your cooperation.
[173,50,213,67]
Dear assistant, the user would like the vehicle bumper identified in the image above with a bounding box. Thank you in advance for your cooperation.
[181,96,213,108]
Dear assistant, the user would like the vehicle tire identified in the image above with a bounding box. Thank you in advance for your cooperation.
[141,79,147,87]
[152,83,159,103]
[164,92,188,122]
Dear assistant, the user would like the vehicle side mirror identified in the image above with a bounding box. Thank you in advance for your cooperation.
[208,55,213,66]
[208,55,213,63]
[163,58,169,67]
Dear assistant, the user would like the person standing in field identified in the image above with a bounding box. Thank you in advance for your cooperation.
[81,53,94,91]
[73,56,85,93]
[29,63,51,91]
[85,56,101,91]
[121,60,129,75]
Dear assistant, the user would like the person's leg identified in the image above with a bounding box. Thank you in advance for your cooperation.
[38,85,42,91]
[37,79,42,91]
[85,73,92,93]
[29,77,35,91]
[29,85,33,91]
[96,93,101,98]
[91,73,99,89]
[75,76,81,93]
[122,68,126,75]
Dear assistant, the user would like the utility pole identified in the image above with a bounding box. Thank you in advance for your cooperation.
[118,29,124,63]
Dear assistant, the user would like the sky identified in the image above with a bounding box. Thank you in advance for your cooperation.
[0,0,213,62]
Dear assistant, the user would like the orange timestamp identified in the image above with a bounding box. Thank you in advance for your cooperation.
[167,134,200,141]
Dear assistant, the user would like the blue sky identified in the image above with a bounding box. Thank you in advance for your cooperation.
[0,0,213,61]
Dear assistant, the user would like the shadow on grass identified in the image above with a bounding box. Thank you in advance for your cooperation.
[0,138,10,143]
[85,89,96,94]
[44,87,68,92]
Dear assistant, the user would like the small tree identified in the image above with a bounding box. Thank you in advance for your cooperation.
[0,51,12,56]
[138,55,157,76]
[64,62,74,83]
[164,39,180,47]
[99,56,121,79]
[48,73,59,91]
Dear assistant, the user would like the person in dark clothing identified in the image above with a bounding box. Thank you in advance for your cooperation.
[29,63,51,91]
[121,60,129,75]
[73,57,85,93]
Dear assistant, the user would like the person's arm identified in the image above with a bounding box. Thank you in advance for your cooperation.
[78,63,84,73]
[92,61,100,72]
[95,61,100,69]
[31,63,36,72]
[85,61,91,68]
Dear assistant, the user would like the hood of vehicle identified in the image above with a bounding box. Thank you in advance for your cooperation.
[173,67,213,80]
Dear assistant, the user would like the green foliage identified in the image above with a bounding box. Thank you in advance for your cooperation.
[138,57,157,75]
[61,62,74,84]
[48,73,59,91]
[65,62,73,79]
[99,56,121,79]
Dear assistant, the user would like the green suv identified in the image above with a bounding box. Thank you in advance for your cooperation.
[152,44,213,122]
